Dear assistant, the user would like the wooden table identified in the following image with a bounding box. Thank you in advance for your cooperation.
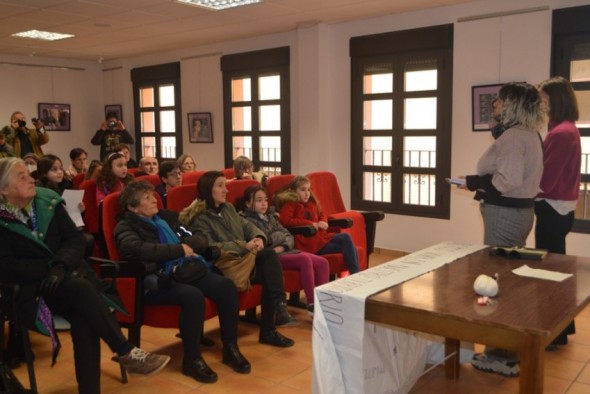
[365,248,590,393]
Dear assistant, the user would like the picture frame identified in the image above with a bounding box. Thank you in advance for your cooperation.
[104,104,123,121]
[38,103,71,131]
[471,84,503,131]
[188,112,213,143]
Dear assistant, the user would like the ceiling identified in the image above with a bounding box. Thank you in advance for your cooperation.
[0,0,472,62]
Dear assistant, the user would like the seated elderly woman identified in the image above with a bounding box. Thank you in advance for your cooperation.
[114,180,251,384]
[180,170,297,348]
[0,158,170,394]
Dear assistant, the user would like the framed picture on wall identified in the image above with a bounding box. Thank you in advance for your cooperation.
[105,104,123,121]
[38,103,71,131]
[471,84,503,131]
[188,112,213,143]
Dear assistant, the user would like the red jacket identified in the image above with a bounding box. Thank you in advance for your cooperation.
[279,200,332,254]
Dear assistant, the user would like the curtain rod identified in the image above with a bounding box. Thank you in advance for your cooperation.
[0,62,85,71]
[457,6,549,23]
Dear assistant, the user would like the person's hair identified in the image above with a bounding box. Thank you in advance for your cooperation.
[105,111,119,121]
[240,184,266,212]
[22,153,40,163]
[158,160,180,180]
[113,143,130,153]
[287,175,320,208]
[96,152,132,192]
[36,154,62,190]
[10,111,22,123]
[233,155,253,179]
[118,180,154,211]
[177,154,196,171]
[84,160,102,181]
[197,170,224,209]
[69,148,87,161]
[538,76,579,127]
[0,158,23,203]
[498,82,544,131]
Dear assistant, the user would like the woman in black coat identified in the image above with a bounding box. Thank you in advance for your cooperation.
[114,180,250,384]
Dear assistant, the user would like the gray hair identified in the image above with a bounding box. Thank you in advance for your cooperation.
[0,157,24,203]
[118,180,154,210]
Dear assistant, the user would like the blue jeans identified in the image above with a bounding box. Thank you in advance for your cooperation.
[317,233,360,274]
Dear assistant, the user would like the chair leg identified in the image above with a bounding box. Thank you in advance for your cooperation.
[239,308,261,325]
[20,326,38,393]
[287,292,307,309]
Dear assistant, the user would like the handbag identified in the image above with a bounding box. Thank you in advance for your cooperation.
[169,255,209,283]
[214,249,257,291]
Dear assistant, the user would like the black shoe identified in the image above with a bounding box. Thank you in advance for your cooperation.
[275,302,299,327]
[182,357,218,383]
[259,330,294,348]
[222,343,251,374]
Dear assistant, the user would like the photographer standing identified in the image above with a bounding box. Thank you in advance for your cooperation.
[91,112,134,160]
[1,111,49,158]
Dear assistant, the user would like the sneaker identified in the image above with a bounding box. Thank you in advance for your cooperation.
[118,347,171,376]
[275,302,300,327]
[307,304,314,317]
[471,353,519,377]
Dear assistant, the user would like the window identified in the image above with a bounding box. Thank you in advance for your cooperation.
[552,5,590,233]
[131,62,182,161]
[221,47,291,176]
[350,25,453,218]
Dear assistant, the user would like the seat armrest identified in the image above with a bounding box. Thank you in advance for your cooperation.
[328,217,353,229]
[286,225,317,237]
[89,257,146,277]
[359,210,385,222]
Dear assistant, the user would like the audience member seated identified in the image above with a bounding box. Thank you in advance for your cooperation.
[96,152,133,206]
[114,143,137,169]
[23,152,40,180]
[136,156,159,177]
[91,112,134,160]
[156,160,182,207]
[66,148,88,180]
[85,160,102,182]
[233,155,267,185]
[177,154,196,173]
[36,154,74,196]
[0,132,14,158]
[114,181,251,383]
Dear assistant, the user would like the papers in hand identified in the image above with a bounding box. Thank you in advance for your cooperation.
[490,246,548,260]
[445,177,465,186]
[62,189,85,227]
[512,264,573,282]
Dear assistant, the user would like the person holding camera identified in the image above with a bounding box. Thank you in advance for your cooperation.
[1,111,49,158]
[91,112,134,160]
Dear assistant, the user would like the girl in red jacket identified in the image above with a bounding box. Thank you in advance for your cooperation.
[276,176,360,274]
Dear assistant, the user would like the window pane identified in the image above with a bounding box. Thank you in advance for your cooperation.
[141,111,155,132]
[259,105,280,131]
[576,182,590,220]
[582,137,590,175]
[571,43,590,82]
[405,70,437,92]
[140,87,154,108]
[232,107,252,131]
[160,110,175,133]
[232,78,251,102]
[142,136,156,157]
[403,173,436,206]
[159,85,175,106]
[363,137,392,166]
[404,136,437,168]
[363,172,391,202]
[260,136,281,162]
[160,137,176,159]
[363,64,393,94]
[260,166,281,176]
[575,90,590,128]
[259,75,280,100]
[232,136,252,158]
[404,98,437,130]
[363,100,392,130]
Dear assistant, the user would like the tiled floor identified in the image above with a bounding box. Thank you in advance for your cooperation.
[8,252,590,393]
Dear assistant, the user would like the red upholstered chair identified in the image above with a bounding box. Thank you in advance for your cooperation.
[135,174,162,187]
[181,170,206,185]
[72,173,86,189]
[79,180,99,234]
[225,179,259,209]
[167,184,198,213]
[265,174,294,205]
[221,168,235,179]
[127,168,140,177]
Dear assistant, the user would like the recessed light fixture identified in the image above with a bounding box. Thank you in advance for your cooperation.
[175,0,263,11]
[12,29,75,41]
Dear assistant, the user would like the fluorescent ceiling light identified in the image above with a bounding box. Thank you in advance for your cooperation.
[176,0,263,11]
[12,30,74,41]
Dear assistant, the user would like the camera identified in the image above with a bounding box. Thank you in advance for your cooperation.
[107,121,117,129]
[31,117,38,123]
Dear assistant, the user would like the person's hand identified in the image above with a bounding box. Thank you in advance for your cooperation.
[78,202,85,213]
[273,246,285,254]
[181,243,195,256]
[100,121,108,131]
[318,221,329,230]
[312,222,319,230]
[457,176,467,190]
[247,238,264,251]
[32,118,44,130]
[116,121,126,130]
[39,263,65,297]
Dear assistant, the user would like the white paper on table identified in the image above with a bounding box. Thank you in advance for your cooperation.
[62,189,85,227]
[512,264,573,282]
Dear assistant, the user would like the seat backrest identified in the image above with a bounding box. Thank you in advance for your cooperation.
[72,173,86,189]
[135,174,162,187]
[181,170,206,185]
[127,168,140,177]
[79,179,99,234]
[265,174,294,207]
[226,179,259,208]
[306,171,346,215]
[167,184,198,213]
[221,168,235,179]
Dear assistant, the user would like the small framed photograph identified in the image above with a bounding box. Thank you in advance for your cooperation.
[105,104,123,121]
[188,112,213,143]
[472,84,503,131]
[38,103,71,131]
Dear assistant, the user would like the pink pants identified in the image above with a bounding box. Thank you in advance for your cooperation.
[279,252,329,305]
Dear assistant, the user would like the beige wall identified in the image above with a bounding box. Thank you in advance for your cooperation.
[1,0,588,256]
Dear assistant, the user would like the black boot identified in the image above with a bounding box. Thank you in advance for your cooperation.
[259,330,294,348]
[182,357,218,383]
[275,301,299,327]
[222,343,251,374]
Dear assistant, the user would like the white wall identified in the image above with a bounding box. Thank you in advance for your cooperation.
[1,0,588,256]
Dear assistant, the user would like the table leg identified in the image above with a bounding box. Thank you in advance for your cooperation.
[444,337,460,379]
[519,335,544,394]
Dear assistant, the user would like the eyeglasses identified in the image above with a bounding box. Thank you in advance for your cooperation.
[168,171,182,177]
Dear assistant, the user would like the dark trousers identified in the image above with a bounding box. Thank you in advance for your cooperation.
[317,233,360,273]
[250,248,285,332]
[534,199,576,344]
[47,276,130,394]
[144,272,238,363]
